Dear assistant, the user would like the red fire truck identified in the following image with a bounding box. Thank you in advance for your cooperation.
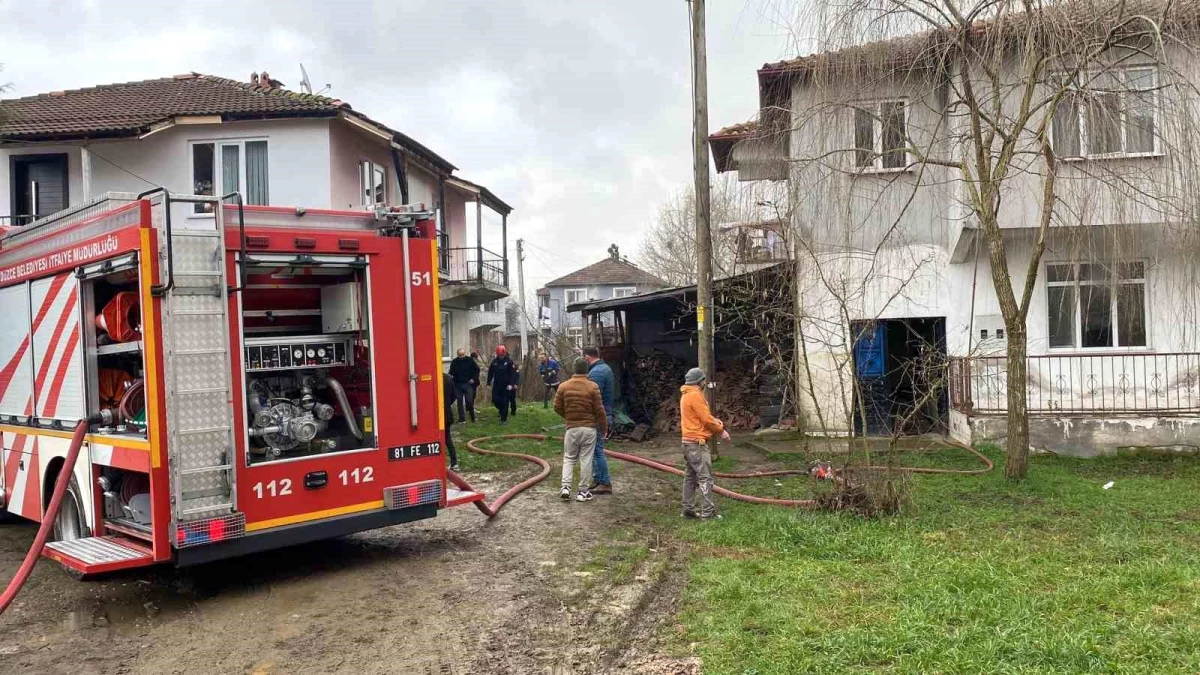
[0,191,481,574]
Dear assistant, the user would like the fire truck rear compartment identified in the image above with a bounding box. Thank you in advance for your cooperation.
[240,262,375,464]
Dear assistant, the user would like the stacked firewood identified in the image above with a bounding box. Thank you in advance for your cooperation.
[634,351,761,432]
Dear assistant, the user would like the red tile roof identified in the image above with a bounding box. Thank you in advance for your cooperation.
[541,258,667,290]
[709,120,760,173]
[0,72,456,171]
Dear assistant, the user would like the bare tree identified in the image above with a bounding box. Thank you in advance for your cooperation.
[638,173,779,284]
[774,0,1200,479]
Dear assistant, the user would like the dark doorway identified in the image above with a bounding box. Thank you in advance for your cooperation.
[851,317,948,436]
[10,154,69,225]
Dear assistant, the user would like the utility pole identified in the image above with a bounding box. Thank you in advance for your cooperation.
[690,0,715,390]
[516,238,529,360]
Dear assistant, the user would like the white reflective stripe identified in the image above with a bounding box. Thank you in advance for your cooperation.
[91,444,113,465]
[7,441,30,518]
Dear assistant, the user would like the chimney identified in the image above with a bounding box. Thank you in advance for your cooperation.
[250,72,260,86]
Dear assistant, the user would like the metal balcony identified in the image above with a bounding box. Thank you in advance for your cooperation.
[439,246,509,309]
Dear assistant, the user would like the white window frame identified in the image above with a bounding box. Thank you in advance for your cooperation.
[611,286,637,299]
[441,311,452,360]
[566,326,583,347]
[1052,67,1162,160]
[359,159,388,208]
[564,288,587,305]
[1046,261,1149,352]
[190,138,268,215]
[852,99,910,173]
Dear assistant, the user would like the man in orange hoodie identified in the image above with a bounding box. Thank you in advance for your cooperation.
[679,367,729,519]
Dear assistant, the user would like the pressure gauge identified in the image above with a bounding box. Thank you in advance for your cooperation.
[293,348,303,359]
[317,348,327,358]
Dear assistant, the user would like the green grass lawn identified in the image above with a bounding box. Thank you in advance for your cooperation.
[447,400,565,472]
[672,448,1200,674]
[448,407,1200,672]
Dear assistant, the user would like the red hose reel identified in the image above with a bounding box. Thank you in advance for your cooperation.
[95,292,142,343]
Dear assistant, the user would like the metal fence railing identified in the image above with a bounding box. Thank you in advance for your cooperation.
[0,215,37,227]
[949,352,1200,415]
[442,246,507,287]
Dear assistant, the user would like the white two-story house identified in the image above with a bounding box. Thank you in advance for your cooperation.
[712,2,1200,455]
[0,72,511,363]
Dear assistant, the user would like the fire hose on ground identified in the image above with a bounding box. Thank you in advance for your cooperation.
[448,433,994,516]
[0,419,91,617]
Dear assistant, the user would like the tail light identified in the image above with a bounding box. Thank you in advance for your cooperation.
[384,480,442,510]
[174,512,246,548]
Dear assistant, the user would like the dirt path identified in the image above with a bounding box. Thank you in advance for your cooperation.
[0,441,710,674]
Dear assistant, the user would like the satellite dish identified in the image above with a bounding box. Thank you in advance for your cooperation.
[299,62,313,94]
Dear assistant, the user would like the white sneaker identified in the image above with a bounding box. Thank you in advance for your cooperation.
[560,487,571,500]
[576,489,594,502]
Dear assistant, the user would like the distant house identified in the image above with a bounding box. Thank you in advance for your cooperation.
[537,246,666,346]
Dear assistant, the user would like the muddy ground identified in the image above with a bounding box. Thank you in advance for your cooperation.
[0,438,736,675]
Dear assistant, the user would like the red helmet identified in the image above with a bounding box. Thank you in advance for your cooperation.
[495,345,507,356]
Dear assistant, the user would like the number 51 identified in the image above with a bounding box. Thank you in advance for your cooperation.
[411,271,432,286]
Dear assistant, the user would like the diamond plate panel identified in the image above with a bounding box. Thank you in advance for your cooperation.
[175,431,231,470]
[171,234,221,274]
[175,391,231,430]
[173,353,229,390]
[171,294,223,313]
[170,315,228,352]
[180,471,229,496]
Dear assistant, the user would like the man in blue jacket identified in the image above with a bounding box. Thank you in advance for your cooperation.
[583,346,614,494]
[539,353,561,408]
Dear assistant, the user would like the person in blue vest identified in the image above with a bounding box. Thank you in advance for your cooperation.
[539,353,561,408]
[583,346,614,494]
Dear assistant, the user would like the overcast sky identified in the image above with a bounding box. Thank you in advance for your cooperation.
[0,0,800,291]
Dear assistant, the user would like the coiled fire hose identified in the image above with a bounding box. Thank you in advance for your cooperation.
[0,419,91,616]
[448,434,993,516]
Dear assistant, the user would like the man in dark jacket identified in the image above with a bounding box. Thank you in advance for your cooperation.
[448,349,480,423]
[441,372,460,470]
[583,346,615,494]
[486,345,518,423]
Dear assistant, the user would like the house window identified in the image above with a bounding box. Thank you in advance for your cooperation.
[853,100,908,170]
[612,287,637,299]
[360,160,387,208]
[481,299,500,312]
[1047,262,1146,349]
[1052,68,1159,158]
[567,326,583,347]
[441,311,452,359]
[192,140,269,214]
[565,289,587,305]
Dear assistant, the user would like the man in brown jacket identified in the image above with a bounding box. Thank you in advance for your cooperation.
[553,358,608,502]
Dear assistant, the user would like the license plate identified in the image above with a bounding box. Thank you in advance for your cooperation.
[387,442,442,461]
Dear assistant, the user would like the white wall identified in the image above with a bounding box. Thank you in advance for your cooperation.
[0,144,84,219]
[1,119,333,226]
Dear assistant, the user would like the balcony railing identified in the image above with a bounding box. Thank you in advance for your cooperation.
[442,246,508,287]
[949,352,1200,415]
[0,215,37,227]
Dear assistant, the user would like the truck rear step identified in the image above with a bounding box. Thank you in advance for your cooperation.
[445,488,485,508]
[42,536,155,575]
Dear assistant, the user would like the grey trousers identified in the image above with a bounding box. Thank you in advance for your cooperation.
[683,441,717,517]
[562,427,597,491]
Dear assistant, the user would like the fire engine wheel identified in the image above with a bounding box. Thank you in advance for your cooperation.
[50,475,85,542]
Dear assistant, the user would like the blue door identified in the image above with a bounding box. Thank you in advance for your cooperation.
[852,321,890,435]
